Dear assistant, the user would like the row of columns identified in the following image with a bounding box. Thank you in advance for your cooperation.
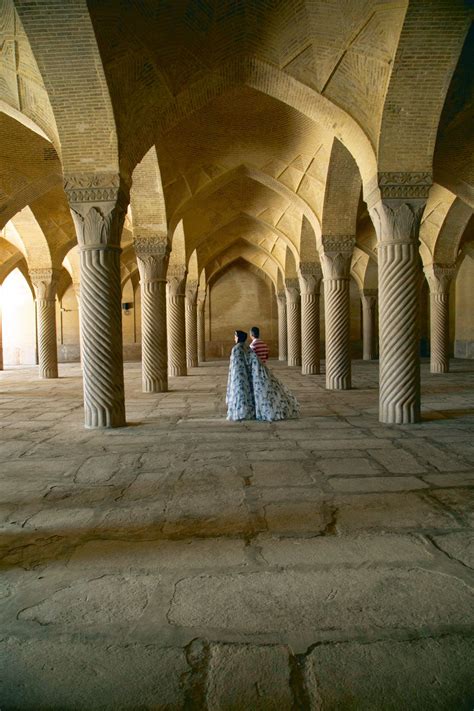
[277,242,377,390]
[11,173,455,429]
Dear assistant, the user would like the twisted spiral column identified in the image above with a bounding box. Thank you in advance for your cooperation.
[30,269,59,379]
[324,278,351,389]
[361,290,377,360]
[197,292,206,363]
[301,292,320,374]
[285,280,301,366]
[378,241,421,422]
[167,269,187,377]
[135,241,169,393]
[299,266,322,375]
[424,264,455,374]
[66,178,129,429]
[320,238,354,390]
[185,282,198,368]
[370,199,427,424]
[79,246,125,427]
[276,292,287,361]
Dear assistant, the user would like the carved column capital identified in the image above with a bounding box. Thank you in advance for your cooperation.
[29,268,60,300]
[167,266,187,297]
[285,278,300,303]
[135,239,170,283]
[320,236,355,279]
[424,263,456,295]
[185,279,199,303]
[366,172,432,208]
[64,172,129,249]
[361,288,378,309]
[298,262,323,295]
[197,289,206,310]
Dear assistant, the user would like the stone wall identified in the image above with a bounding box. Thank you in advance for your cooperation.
[206,264,278,359]
[455,252,474,359]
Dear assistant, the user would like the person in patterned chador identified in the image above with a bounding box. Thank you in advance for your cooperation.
[226,330,255,421]
[226,329,299,422]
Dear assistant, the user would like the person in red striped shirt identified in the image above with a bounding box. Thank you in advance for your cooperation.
[249,326,269,363]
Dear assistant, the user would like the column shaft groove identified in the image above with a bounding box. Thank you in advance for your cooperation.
[378,241,420,424]
[286,296,301,366]
[301,292,320,375]
[168,294,187,376]
[277,296,287,361]
[80,248,125,428]
[36,299,58,379]
[141,280,168,392]
[324,278,351,389]
[430,293,449,373]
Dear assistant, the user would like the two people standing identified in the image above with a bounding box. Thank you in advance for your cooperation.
[226,327,299,422]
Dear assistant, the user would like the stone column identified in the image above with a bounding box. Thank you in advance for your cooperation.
[66,174,128,428]
[30,268,60,379]
[197,290,206,364]
[167,266,187,377]
[285,279,301,366]
[424,263,456,373]
[369,173,430,424]
[299,263,322,375]
[72,282,83,365]
[135,238,170,392]
[320,237,355,390]
[185,280,199,369]
[360,289,378,361]
[276,291,287,361]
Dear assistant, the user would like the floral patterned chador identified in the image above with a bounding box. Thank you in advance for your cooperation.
[248,349,300,421]
[226,343,299,422]
[226,343,255,421]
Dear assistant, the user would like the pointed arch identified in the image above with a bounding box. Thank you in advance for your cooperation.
[378,1,470,172]
[321,138,362,242]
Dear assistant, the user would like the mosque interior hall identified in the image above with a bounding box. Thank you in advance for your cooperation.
[0,0,474,708]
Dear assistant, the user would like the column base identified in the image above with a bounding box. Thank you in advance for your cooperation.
[187,358,198,368]
[302,364,320,375]
[84,408,126,429]
[40,368,59,379]
[431,362,449,374]
[380,403,420,425]
[288,358,301,367]
[169,366,187,377]
[143,378,168,393]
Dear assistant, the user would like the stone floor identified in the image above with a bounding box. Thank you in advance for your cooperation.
[0,358,473,710]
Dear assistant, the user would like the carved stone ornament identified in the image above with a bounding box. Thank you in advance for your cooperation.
[320,236,355,279]
[299,261,323,278]
[70,204,127,250]
[424,263,457,295]
[378,172,432,200]
[134,237,170,258]
[29,268,60,300]
[186,280,199,300]
[136,253,169,283]
[285,278,300,295]
[298,262,322,295]
[167,265,187,296]
[320,235,355,254]
[369,201,425,245]
[64,173,121,204]
[365,172,432,208]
